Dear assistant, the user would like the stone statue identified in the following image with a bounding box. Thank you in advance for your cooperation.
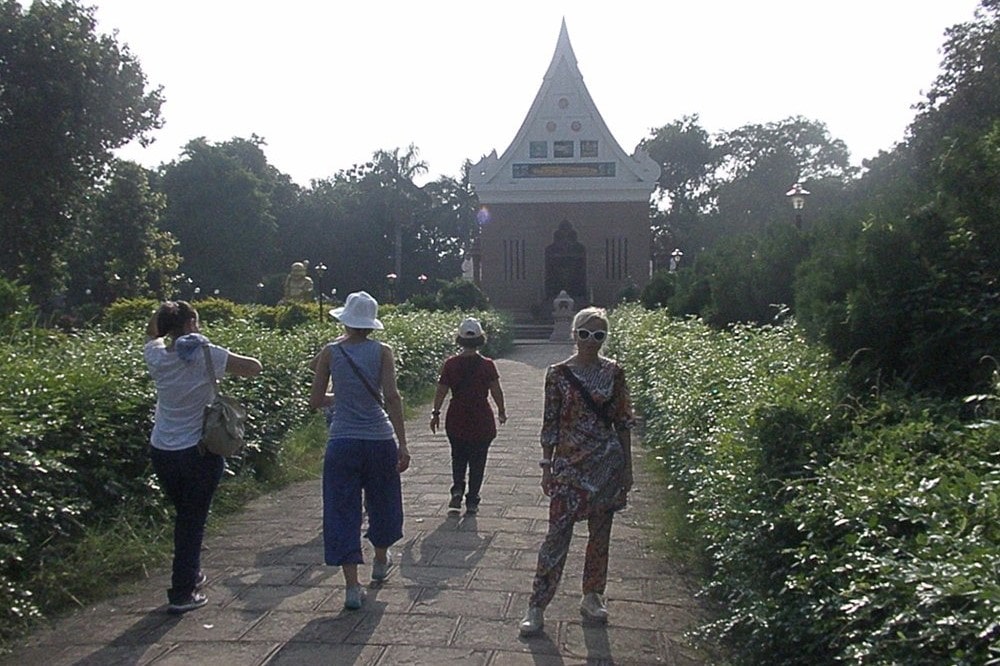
[281,261,314,303]
[550,290,575,342]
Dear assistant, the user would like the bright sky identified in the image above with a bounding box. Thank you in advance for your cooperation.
[88,0,982,187]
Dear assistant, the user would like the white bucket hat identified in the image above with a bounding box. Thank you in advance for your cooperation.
[330,291,384,330]
[457,317,484,339]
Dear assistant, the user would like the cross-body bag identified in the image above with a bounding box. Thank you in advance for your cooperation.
[558,364,614,428]
[199,345,247,456]
[337,344,385,408]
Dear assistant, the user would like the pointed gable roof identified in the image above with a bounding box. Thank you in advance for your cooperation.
[469,19,660,204]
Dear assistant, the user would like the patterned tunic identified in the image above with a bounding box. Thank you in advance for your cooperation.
[541,358,635,520]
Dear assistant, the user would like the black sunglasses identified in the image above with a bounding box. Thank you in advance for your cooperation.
[575,329,607,342]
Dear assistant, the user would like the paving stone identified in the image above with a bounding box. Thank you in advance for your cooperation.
[245,610,362,643]
[344,611,458,647]
[147,640,277,665]
[224,584,332,612]
[378,644,491,665]
[411,587,513,619]
[451,617,557,654]
[166,607,268,641]
[314,580,420,613]
[558,623,667,663]
[264,642,383,665]
[487,649,585,666]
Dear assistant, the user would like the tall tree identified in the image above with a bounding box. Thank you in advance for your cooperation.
[321,145,431,302]
[910,0,1000,169]
[795,1,1000,396]
[158,136,292,301]
[640,115,716,269]
[712,116,854,238]
[643,115,853,267]
[0,0,163,304]
[276,146,477,305]
[64,160,180,306]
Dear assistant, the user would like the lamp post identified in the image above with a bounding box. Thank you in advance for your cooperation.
[669,248,684,273]
[785,182,811,230]
[314,262,327,321]
[385,272,397,304]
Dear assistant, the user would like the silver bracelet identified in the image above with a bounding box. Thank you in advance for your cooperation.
[538,458,552,468]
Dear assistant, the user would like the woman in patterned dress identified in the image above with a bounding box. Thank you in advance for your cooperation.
[519,307,635,636]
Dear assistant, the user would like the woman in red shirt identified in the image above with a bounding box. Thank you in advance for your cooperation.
[430,318,507,514]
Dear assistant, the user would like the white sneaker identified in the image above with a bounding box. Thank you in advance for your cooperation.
[580,592,608,622]
[519,606,544,636]
[372,552,393,582]
[343,584,366,610]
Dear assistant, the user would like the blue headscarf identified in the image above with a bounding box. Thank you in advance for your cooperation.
[175,333,211,362]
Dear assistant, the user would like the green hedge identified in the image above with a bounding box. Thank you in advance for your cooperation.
[609,304,1000,664]
[0,302,511,637]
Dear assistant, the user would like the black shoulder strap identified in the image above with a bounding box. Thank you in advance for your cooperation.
[336,344,384,408]
[558,364,613,427]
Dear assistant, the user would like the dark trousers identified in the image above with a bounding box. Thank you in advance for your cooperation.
[150,445,224,604]
[323,438,403,565]
[447,436,491,503]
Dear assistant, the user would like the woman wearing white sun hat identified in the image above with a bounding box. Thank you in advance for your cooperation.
[309,291,410,610]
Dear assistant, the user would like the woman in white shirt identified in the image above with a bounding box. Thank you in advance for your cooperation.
[144,301,261,614]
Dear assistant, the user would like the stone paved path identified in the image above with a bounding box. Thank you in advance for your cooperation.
[2,343,710,665]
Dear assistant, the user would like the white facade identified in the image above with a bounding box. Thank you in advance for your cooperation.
[469,20,660,205]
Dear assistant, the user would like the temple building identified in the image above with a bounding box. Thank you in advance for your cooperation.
[468,20,660,319]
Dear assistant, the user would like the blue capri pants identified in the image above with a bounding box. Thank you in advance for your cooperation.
[323,437,404,566]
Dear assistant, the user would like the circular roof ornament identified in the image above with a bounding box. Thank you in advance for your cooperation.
[546,121,557,132]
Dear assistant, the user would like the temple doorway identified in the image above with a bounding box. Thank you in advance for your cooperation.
[545,220,587,303]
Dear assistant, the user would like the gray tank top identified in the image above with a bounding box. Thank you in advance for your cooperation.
[327,339,394,440]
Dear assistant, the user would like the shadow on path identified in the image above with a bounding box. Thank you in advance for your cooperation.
[71,613,181,665]
[400,512,490,604]
[266,588,387,664]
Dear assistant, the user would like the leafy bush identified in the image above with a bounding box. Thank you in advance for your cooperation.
[610,304,1000,664]
[783,404,1000,664]
[0,278,37,335]
[667,225,808,326]
[437,278,490,310]
[640,269,676,309]
[189,296,250,323]
[103,297,159,330]
[251,302,315,329]
[399,279,491,312]
[404,291,439,311]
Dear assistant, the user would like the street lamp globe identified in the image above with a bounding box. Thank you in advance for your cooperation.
[785,182,810,210]
[785,182,811,228]
[669,248,684,272]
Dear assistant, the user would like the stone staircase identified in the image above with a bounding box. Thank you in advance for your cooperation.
[512,322,554,340]
[506,308,554,341]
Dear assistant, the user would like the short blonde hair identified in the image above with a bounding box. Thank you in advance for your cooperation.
[572,307,608,331]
